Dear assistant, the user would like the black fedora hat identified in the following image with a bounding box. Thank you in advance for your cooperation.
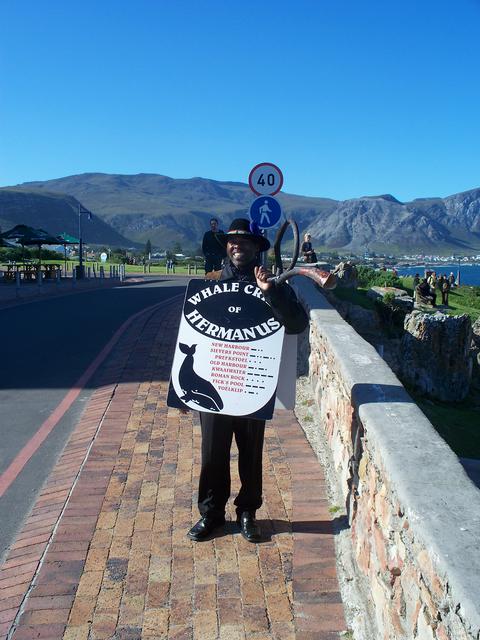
[217,218,270,252]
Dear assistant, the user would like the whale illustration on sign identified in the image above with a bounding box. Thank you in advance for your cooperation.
[178,343,224,411]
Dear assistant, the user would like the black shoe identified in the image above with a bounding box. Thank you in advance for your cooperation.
[187,516,225,541]
[237,512,262,543]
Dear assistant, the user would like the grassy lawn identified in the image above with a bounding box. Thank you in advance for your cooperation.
[414,394,480,459]
[1,260,205,276]
[331,279,480,459]
[332,277,480,322]
[330,285,376,310]
[124,263,204,275]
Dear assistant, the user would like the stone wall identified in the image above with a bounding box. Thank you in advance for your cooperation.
[294,278,480,640]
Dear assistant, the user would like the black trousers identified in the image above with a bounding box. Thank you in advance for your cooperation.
[198,413,266,520]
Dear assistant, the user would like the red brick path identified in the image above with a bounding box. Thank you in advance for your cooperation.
[0,297,348,639]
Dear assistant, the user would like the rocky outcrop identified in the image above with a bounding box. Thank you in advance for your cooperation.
[367,286,414,311]
[471,317,480,390]
[331,261,358,288]
[472,317,480,350]
[401,311,473,401]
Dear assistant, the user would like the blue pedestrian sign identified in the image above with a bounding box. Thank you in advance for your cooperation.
[249,196,282,229]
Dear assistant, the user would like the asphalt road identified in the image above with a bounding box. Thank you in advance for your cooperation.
[0,277,188,561]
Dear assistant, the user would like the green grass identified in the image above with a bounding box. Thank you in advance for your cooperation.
[445,288,480,321]
[414,394,480,458]
[328,505,341,514]
[1,260,205,277]
[333,278,480,322]
[124,263,203,275]
[331,286,376,311]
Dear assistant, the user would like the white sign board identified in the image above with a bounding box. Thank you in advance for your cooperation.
[249,162,284,196]
[167,279,285,420]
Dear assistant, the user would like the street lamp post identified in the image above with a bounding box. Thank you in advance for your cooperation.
[77,204,84,279]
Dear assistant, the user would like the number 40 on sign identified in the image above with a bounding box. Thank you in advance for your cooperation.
[248,162,284,196]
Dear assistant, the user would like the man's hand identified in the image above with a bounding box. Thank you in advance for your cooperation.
[254,265,273,292]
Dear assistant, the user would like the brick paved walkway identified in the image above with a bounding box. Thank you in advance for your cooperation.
[0,297,348,639]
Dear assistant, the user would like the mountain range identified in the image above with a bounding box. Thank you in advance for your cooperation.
[1,172,480,255]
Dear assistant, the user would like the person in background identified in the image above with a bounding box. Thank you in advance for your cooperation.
[441,278,450,306]
[413,273,421,288]
[448,272,456,288]
[202,218,226,274]
[416,278,436,307]
[301,233,317,263]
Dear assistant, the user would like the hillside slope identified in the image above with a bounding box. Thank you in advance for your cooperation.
[15,173,337,249]
[6,173,480,253]
[0,188,134,247]
[307,190,480,253]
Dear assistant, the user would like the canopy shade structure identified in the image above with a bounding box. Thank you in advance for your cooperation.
[22,228,63,246]
[1,225,65,264]
[1,224,64,245]
[1,224,41,242]
[57,232,80,271]
[57,232,80,245]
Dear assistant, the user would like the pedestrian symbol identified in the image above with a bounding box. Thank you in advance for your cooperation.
[259,200,272,225]
[249,196,282,229]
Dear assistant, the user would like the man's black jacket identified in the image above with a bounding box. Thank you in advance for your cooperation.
[202,230,226,258]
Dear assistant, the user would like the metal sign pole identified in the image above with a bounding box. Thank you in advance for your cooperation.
[78,204,83,278]
[262,230,268,268]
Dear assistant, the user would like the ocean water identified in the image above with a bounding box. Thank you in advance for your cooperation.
[396,264,480,287]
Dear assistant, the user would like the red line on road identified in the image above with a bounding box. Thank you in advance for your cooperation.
[0,297,181,498]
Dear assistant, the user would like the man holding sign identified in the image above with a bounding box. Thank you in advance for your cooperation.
[184,218,308,542]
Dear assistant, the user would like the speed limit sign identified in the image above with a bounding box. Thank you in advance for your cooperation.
[248,162,284,196]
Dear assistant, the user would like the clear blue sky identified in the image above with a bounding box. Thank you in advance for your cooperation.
[1,0,479,201]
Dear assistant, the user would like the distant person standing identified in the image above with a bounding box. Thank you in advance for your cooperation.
[441,279,450,306]
[301,233,317,263]
[202,218,226,274]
